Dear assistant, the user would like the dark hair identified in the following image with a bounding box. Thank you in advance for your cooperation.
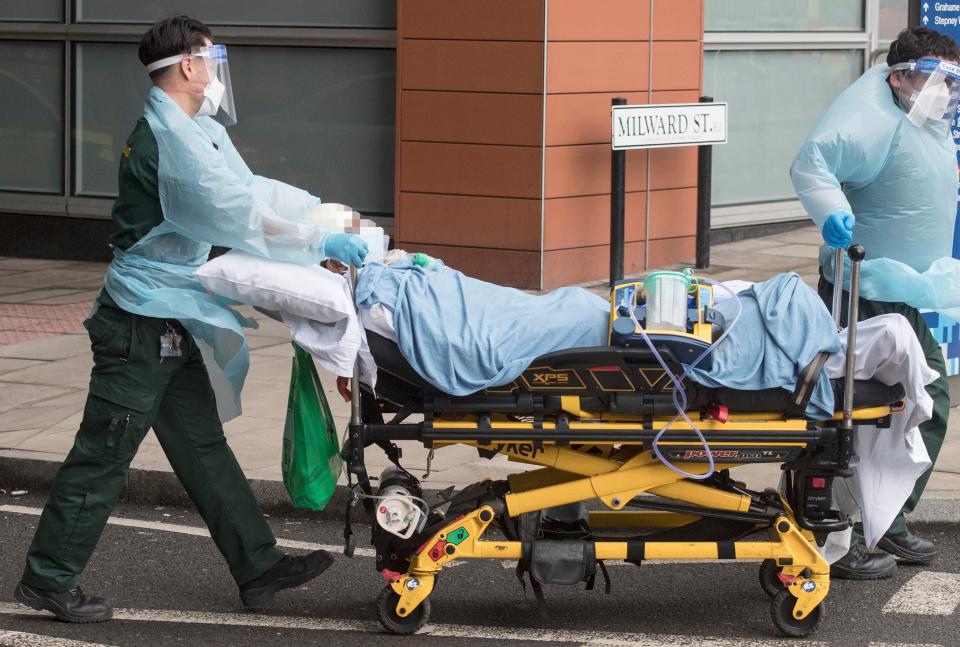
[138,15,213,79]
[887,26,960,66]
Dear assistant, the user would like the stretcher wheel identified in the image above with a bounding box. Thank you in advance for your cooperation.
[770,588,822,638]
[758,559,782,597]
[376,585,430,635]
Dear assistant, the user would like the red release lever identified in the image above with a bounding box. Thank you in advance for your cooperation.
[707,405,729,423]
[382,569,403,583]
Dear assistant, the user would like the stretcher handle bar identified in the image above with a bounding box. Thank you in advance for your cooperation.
[350,265,362,427]
[842,245,866,427]
[831,248,844,329]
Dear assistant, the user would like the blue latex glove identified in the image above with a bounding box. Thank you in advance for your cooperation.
[821,211,855,248]
[323,233,368,267]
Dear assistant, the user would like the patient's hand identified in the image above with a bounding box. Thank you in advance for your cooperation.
[336,376,351,402]
[321,259,348,275]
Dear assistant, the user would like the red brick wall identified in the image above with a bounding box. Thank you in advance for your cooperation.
[396,0,704,289]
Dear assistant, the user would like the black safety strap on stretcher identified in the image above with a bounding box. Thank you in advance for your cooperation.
[515,560,548,617]
[585,560,612,594]
[787,351,831,418]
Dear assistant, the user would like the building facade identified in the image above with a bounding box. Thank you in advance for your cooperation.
[0,1,908,288]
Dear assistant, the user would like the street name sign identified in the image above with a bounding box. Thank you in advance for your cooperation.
[611,102,727,150]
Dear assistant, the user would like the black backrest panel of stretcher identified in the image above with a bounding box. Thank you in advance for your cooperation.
[365,331,905,416]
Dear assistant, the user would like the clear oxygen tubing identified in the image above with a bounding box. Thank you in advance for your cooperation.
[628,277,743,480]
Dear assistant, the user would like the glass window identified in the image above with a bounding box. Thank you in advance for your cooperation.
[703,49,862,206]
[879,0,909,41]
[229,46,396,214]
[75,0,396,28]
[705,0,864,32]
[75,43,396,215]
[0,41,63,193]
[75,43,151,196]
[0,0,63,22]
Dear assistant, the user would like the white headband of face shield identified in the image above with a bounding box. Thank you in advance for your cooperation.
[145,45,227,73]
[145,54,189,73]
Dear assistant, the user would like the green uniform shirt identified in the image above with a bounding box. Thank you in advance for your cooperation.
[98,118,163,308]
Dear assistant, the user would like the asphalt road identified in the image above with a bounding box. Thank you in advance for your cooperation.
[0,491,957,647]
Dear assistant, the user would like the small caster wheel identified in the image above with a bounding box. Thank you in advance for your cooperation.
[771,588,822,638]
[376,585,431,635]
[759,559,782,597]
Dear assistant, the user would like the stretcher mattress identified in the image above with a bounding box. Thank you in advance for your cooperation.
[366,330,905,415]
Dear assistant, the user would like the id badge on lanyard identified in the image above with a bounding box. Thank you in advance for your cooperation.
[160,322,183,360]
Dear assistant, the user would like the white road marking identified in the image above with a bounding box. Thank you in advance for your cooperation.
[0,505,375,558]
[0,631,113,647]
[0,604,829,646]
[882,571,960,615]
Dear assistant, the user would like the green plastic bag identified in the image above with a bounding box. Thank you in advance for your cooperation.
[281,344,343,510]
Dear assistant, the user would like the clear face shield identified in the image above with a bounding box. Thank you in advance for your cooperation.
[889,57,960,129]
[145,43,237,126]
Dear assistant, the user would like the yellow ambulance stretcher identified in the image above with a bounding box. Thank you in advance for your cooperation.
[342,245,902,638]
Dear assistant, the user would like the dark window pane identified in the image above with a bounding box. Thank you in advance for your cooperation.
[75,43,396,215]
[0,41,63,193]
[75,43,151,196]
[0,0,63,22]
[230,46,396,214]
[76,0,396,28]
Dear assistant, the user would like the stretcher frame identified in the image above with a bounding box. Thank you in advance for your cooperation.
[343,246,884,638]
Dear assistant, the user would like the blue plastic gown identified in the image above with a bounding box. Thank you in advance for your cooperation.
[791,64,960,311]
[355,262,610,396]
[103,86,336,421]
[687,273,841,419]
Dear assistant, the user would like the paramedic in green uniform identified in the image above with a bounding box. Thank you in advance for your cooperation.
[14,15,367,622]
[792,27,958,579]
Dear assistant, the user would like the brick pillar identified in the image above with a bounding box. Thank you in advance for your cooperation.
[396,0,703,289]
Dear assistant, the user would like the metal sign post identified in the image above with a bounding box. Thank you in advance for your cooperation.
[696,95,714,269]
[609,100,728,283]
[610,97,627,283]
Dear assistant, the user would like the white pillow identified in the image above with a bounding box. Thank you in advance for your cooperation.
[196,250,353,323]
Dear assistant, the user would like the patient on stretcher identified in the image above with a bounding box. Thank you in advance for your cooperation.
[348,256,935,555]
[196,249,934,553]
[353,256,843,417]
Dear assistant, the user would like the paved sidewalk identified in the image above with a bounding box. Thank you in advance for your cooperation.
[1,226,958,510]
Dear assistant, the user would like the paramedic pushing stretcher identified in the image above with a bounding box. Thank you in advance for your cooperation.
[14,16,368,622]
[792,27,958,580]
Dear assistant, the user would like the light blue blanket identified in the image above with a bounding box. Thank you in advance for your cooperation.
[686,273,842,419]
[355,262,610,395]
[357,265,841,417]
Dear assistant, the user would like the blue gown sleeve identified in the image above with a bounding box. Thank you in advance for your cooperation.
[149,104,332,264]
[790,65,900,228]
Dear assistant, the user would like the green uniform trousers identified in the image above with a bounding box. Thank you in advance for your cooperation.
[818,275,950,537]
[21,304,283,592]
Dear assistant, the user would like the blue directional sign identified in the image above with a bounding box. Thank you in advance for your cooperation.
[921,2,960,42]
[920,3,960,378]
[921,1,960,258]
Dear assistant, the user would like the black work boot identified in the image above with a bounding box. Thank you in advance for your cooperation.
[239,550,334,608]
[15,581,113,623]
[877,528,938,564]
[830,544,897,580]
